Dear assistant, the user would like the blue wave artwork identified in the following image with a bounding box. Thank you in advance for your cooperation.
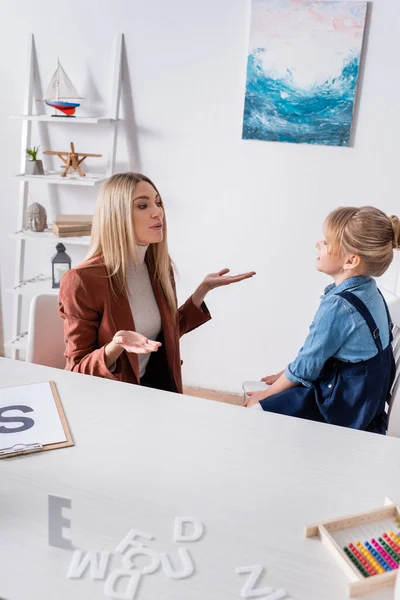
[242,1,368,147]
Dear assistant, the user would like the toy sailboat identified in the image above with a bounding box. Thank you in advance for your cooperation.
[42,58,82,117]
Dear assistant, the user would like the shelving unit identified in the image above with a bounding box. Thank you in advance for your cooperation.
[11,115,115,124]
[13,172,108,186]
[6,33,123,359]
[6,332,29,352]
[11,229,91,246]
[7,276,56,297]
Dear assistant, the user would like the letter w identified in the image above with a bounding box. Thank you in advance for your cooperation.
[67,550,111,580]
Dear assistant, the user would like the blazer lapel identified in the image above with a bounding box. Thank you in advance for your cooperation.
[109,285,140,382]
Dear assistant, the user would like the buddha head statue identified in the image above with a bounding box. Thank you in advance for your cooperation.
[26,202,47,232]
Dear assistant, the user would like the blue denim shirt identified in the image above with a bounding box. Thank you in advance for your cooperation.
[285,276,390,387]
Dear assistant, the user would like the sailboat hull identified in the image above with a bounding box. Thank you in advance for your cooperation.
[46,101,80,116]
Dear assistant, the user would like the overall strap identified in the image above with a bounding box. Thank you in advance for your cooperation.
[377,289,394,343]
[337,291,383,352]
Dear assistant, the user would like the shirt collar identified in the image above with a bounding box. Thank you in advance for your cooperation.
[323,275,372,296]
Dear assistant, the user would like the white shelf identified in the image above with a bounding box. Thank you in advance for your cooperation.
[7,276,59,296]
[4,332,28,351]
[8,34,123,360]
[12,229,91,245]
[14,172,107,186]
[11,115,116,124]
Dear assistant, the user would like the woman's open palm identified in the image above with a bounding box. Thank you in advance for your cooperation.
[113,330,161,354]
[203,268,256,291]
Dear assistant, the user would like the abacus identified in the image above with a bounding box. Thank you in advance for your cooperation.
[305,497,400,597]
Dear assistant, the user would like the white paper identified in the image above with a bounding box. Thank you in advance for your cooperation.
[0,382,67,449]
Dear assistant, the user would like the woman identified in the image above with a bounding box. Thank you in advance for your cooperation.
[59,172,255,393]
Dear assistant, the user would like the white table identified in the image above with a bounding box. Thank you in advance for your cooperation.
[1,357,399,600]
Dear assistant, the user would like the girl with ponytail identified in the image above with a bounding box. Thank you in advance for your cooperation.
[246,206,399,434]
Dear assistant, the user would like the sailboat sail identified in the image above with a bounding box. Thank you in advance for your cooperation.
[41,59,82,116]
[43,61,82,101]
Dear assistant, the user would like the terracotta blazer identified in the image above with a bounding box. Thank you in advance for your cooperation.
[58,255,211,393]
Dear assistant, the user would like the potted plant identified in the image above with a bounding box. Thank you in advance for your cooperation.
[26,145,44,175]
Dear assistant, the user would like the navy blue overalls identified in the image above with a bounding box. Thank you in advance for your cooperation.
[260,291,396,434]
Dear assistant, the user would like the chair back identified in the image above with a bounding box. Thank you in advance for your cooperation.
[26,294,65,369]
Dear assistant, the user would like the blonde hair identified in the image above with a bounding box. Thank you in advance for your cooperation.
[86,172,177,314]
[325,206,400,277]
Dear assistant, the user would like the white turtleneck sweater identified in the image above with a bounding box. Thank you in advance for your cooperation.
[126,245,162,378]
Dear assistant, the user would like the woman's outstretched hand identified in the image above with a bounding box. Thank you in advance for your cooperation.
[192,268,256,307]
[202,268,256,291]
[113,330,161,354]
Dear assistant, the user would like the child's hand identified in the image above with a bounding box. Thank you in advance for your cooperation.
[261,371,283,385]
[244,390,268,407]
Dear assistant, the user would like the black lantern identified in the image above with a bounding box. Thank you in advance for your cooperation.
[51,243,71,289]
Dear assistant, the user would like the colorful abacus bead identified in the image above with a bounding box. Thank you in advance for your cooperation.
[344,547,369,577]
[371,539,398,570]
[383,533,400,557]
[389,531,400,547]
[365,542,391,571]
[350,544,376,576]
[355,541,380,575]
[378,537,400,564]
[348,544,374,576]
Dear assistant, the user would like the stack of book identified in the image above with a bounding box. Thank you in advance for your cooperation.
[52,215,93,238]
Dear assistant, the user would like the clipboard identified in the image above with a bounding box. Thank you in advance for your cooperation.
[0,381,74,459]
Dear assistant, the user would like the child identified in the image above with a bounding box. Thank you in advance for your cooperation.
[245,206,400,434]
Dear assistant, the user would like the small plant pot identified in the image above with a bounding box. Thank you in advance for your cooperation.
[25,160,44,175]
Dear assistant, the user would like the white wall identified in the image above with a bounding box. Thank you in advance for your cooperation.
[0,0,399,392]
